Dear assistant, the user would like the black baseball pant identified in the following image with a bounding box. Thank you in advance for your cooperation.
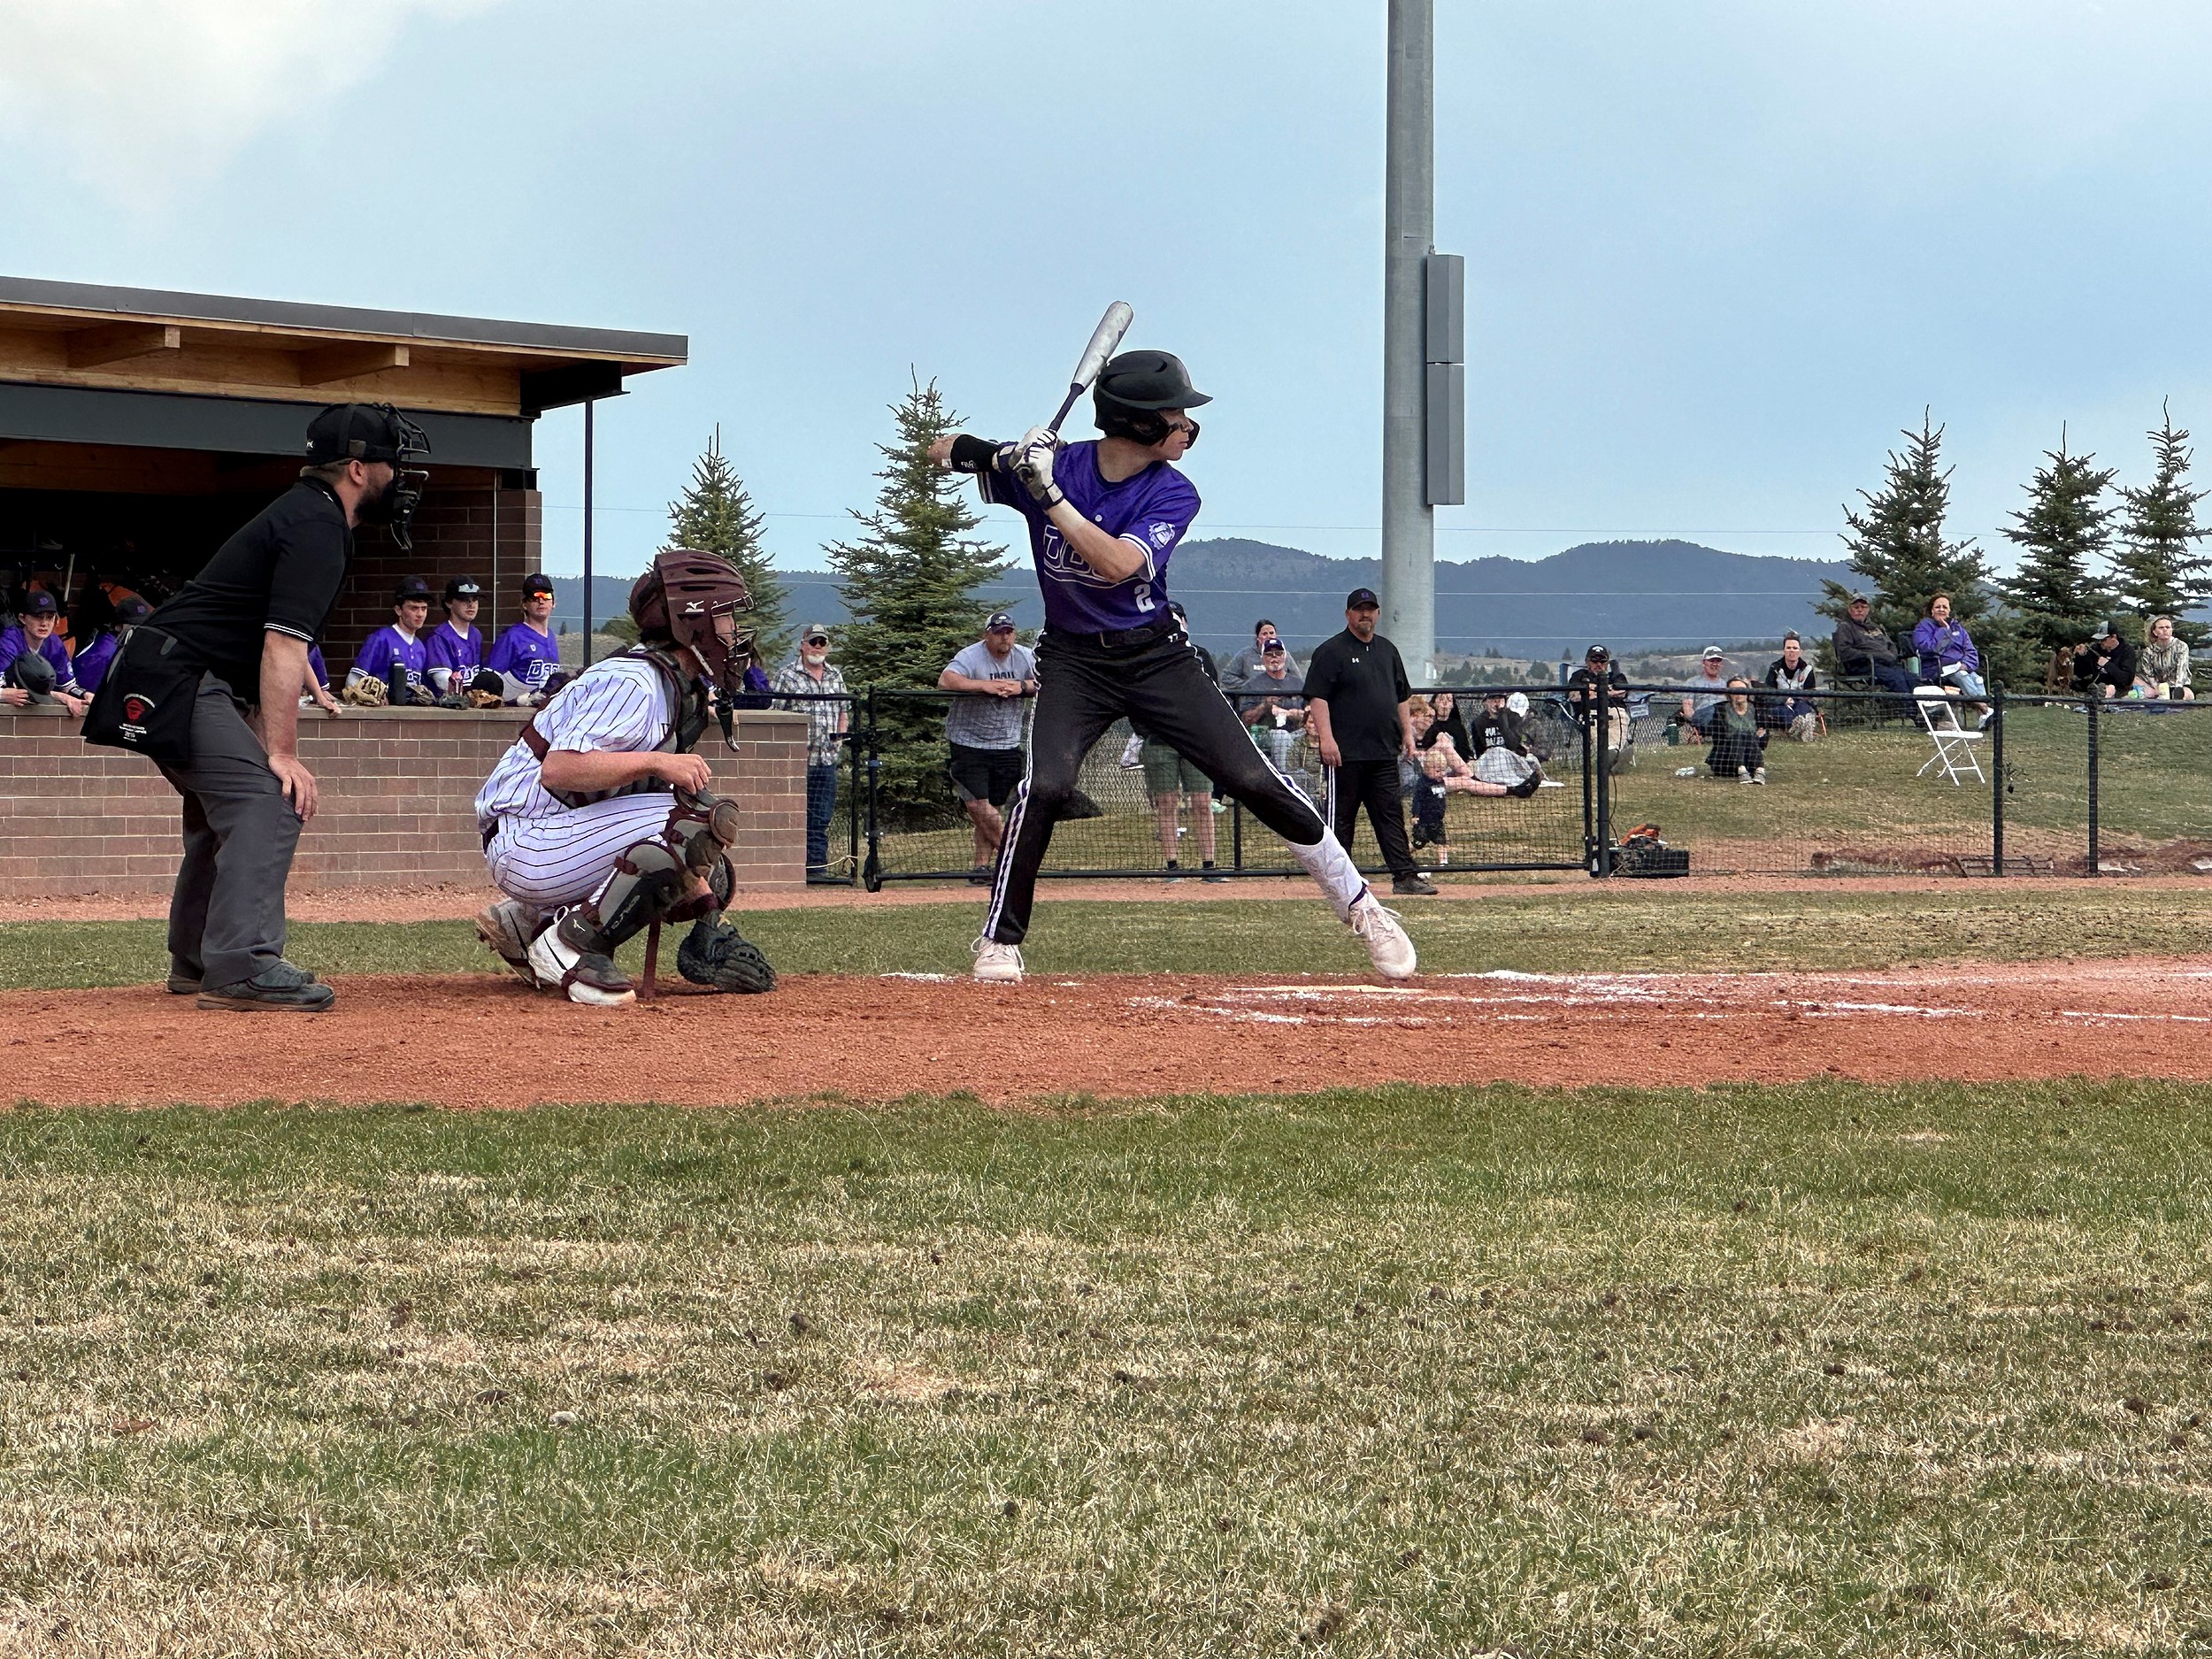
[1324,754,1418,881]
[984,625,1331,946]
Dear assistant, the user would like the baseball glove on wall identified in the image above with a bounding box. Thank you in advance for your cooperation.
[341,670,388,707]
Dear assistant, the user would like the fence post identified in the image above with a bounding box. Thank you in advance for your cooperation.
[862,688,884,891]
[1989,681,2004,877]
[2085,690,2100,876]
[1580,688,1599,874]
[1594,687,1613,876]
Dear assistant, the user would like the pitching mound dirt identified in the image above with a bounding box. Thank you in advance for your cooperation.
[11,959,2212,1109]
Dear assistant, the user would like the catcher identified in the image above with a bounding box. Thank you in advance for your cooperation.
[471,549,777,1005]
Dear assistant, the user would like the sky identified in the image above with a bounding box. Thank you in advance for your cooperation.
[6,0,2212,580]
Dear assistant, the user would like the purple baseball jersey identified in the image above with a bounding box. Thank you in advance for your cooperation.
[308,644,330,688]
[0,626,76,689]
[981,440,1200,634]
[425,620,485,687]
[488,621,561,689]
[354,624,428,689]
[72,630,120,693]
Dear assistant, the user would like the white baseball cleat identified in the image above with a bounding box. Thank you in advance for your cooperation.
[1348,892,1417,979]
[972,936,1025,984]
[525,910,636,1007]
[475,900,542,988]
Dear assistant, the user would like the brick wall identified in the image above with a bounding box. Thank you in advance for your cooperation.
[0,704,806,897]
[324,471,544,672]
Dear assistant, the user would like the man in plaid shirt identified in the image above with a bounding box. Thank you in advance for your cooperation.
[772,623,849,875]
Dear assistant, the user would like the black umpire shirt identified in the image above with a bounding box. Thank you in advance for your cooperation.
[151,480,352,706]
[1303,628,1413,761]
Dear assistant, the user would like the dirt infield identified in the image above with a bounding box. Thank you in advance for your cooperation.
[12,958,2212,1108]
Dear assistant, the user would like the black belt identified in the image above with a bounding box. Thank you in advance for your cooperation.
[1051,618,1179,650]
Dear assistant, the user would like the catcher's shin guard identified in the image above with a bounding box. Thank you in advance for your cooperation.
[573,792,744,956]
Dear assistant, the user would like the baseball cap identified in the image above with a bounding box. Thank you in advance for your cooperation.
[801,621,831,644]
[1586,642,1610,661]
[442,576,482,603]
[395,576,434,605]
[986,611,1017,632]
[1483,685,1506,698]
[520,572,555,597]
[1701,645,1724,661]
[113,595,152,625]
[1261,637,1286,654]
[304,403,421,466]
[1346,587,1380,609]
[1847,591,1871,604]
[18,589,58,617]
[2100,618,2122,637]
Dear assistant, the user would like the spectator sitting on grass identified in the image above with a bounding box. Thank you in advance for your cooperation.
[2072,618,2139,701]
[1705,678,1767,784]
[1678,645,1731,737]
[2137,614,2193,701]
[1911,592,1992,726]
[1410,741,1536,862]
[1468,687,1548,790]
[1832,593,1915,695]
[1422,690,1471,759]
[1762,632,1820,740]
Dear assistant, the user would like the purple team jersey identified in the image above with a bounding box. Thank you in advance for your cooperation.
[354,625,428,689]
[425,621,485,686]
[488,621,561,689]
[981,440,1200,634]
[0,627,76,689]
[72,631,121,693]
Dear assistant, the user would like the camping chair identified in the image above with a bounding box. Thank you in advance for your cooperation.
[1913,686,1985,786]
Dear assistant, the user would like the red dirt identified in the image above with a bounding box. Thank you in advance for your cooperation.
[13,959,2212,1109]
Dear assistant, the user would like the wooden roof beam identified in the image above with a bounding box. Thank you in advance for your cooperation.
[296,341,410,386]
[65,322,180,369]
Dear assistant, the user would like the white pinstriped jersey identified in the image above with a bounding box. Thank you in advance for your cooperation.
[474,657,673,829]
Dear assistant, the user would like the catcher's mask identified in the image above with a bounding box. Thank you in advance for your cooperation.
[629,548,757,748]
[306,403,433,553]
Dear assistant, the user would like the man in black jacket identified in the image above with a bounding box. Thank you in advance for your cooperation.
[1566,643,1630,752]
[1831,594,1915,695]
[2073,619,2139,700]
[1304,588,1432,896]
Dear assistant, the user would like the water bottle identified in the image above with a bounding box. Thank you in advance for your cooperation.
[387,661,410,705]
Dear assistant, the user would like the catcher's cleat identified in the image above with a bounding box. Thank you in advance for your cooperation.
[677,917,777,994]
[971,936,1025,985]
[475,900,543,989]
[526,908,635,1007]
[1348,892,1417,979]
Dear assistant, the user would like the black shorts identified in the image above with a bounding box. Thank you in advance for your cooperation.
[949,741,1024,807]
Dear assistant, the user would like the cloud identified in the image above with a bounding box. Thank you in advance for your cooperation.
[0,0,503,204]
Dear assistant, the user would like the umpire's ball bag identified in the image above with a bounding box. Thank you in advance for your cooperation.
[82,626,201,766]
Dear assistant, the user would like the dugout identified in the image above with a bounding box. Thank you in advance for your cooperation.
[0,274,684,658]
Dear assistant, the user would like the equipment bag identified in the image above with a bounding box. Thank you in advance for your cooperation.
[81,626,202,766]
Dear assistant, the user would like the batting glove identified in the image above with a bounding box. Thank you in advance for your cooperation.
[1012,426,1064,509]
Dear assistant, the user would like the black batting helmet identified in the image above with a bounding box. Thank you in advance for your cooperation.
[1094,350,1210,446]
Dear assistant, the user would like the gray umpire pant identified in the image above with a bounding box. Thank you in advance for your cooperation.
[157,674,303,989]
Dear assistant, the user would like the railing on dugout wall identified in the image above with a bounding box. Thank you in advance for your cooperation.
[777,680,2210,887]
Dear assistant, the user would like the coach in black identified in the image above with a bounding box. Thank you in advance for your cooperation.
[110,403,428,1010]
[1303,588,1435,897]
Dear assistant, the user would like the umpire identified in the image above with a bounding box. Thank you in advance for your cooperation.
[93,403,428,1010]
[1303,587,1436,897]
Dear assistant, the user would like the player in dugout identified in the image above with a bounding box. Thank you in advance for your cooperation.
[426,575,503,706]
[488,572,565,705]
[349,576,435,705]
[931,344,1416,983]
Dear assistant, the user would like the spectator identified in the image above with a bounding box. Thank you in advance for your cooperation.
[1705,678,1767,783]
[425,576,488,699]
[349,577,435,705]
[1223,618,1298,682]
[1763,631,1820,740]
[2139,614,2193,700]
[1234,635,1305,772]
[1566,642,1630,751]
[1832,592,1915,695]
[1468,687,1548,790]
[70,594,151,695]
[1911,591,1991,726]
[1303,586,1434,896]
[1423,690,1471,758]
[1678,645,1731,737]
[0,590,88,716]
[938,611,1037,885]
[2072,618,2138,701]
[772,622,850,876]
[488,572,565,705]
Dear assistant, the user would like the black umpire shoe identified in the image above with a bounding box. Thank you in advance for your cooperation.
[196,959,335,1012]
[165,956,203,995]
[1392,873,1440,897]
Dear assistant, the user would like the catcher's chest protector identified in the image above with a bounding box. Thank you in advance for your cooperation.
[537,644,711,810]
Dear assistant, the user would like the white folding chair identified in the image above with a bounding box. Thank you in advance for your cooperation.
[1913,686,1985,786]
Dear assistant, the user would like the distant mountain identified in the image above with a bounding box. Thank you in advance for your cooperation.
[555,538,1855,665]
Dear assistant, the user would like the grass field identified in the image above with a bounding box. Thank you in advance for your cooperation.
[3,1081,2208,1655]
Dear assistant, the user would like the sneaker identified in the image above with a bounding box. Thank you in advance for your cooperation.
[1509,775,1540,798]
[1753,766,1768,785]
[1164,860,1184,883]
[972,937,1025,984]
[1348,893,1417,979]
[1201,861,1227,884]
[1737,765,1751,783]
[196,959,335,1013]
[165,956,204,995]
[1538,779,1567,788]
[967,865,995,887]
[1393,872,1439,896]
[474,900,542,988]
[1210,797,1229,815]
[525,910,634,1007]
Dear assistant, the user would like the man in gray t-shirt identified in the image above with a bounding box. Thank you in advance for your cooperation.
[937,612,1039,882]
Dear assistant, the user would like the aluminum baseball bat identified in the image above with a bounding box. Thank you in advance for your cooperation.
[1047,301,1133,434]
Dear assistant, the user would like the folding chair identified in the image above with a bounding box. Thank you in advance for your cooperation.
[1913,686,1985,786]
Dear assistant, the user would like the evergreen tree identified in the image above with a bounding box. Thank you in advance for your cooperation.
[2001,426,2116,660]
[667,426,789,663]
[2112,401,2212,645]
[827,376,1012,824]
[1819,411,1993,654]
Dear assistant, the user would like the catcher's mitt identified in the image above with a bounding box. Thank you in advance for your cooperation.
[677,917,776,994]
[341,670,388,707]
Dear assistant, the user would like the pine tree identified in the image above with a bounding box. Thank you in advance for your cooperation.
[2112,402,2212,645]
[2001,426,2116,660]
[827,376,1013,824]
[667,426,789,664]
[1819,411,1993,653]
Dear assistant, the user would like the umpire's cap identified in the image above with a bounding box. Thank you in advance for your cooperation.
[394,576,434,606]
[306,403,424,466]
